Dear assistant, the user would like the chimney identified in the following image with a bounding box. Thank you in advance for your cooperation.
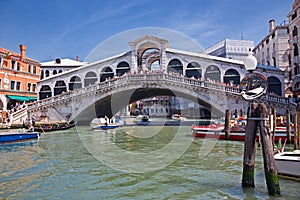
[76,56,79,61]
[269,19,275,33]
[19,44,26,58]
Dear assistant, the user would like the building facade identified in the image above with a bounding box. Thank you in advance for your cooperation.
[289,0,300,100]
[202,38,254,61]
[0,45,40,113]
[253,19,290,95]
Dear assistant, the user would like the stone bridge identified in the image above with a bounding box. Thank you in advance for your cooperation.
[27,73,294,124]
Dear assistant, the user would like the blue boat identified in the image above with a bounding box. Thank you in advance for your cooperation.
[96,125,119,130]
[0,132,41,143]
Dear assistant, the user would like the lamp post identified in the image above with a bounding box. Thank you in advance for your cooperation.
[241,49,281,196]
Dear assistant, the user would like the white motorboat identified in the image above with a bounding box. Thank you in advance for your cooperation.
[274,150,300,178]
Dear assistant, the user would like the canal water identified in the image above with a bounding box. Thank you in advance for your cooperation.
[0,126,300,199]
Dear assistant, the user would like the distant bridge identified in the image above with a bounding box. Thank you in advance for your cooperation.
[27,73,294,123]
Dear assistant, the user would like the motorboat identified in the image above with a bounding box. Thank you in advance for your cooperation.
[0,131,41,143]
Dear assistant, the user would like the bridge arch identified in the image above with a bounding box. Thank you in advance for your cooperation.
[39,85,52,100]
[116,61,130,76]
[84,71,98,87]
[69,76,82,90]
[186,61,201,79]
[267,76,282,96]
[204,65,221,82]
[54,80,67,95]
[168,59,183,75]
[224,69,240,86]
[100,66,114,82]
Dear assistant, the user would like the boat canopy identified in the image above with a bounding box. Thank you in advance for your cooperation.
[7,95,37,102]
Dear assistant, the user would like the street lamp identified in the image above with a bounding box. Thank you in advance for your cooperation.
[240,49,267,100]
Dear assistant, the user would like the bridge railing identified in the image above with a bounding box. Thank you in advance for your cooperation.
[28,73,293,111]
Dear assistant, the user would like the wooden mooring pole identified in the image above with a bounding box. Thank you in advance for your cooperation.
[224,109,230,140]
[286,108,291,144]
[242,102,280,196]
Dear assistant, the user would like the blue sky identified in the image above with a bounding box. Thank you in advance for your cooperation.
[0,0,293,62]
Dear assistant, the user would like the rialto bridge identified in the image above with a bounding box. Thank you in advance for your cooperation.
[26,35,293,123]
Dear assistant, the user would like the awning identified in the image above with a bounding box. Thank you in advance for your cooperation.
[7,95,37,102]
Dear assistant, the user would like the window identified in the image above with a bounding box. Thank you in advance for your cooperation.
[27,83,31,92]
[11,60,15,69]
[0,57,2,67]
[17,63,21,71]
[16,82,21,90]
[294,44,299,57]
[32,84,36,92]
[292,11,297,20]
[33,65,36,74]
[293,26,298,37]
[10,81,15,90]
[28,64,31,73]
[0,79,2,89]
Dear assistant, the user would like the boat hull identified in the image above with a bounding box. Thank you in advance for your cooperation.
[94,125,119,130]
[0,132,40,143]
[192,129,294,142]
[274,151,300,178]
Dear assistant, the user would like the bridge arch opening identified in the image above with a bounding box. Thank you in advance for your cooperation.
[267,76,282,96]
[168,59,183,75]
[116,61,130,76]
[41,70,44,80]
[54,80,67,95]
[224,69,240,86]
[69,76,82,90]
[186,62,201,79]
[100,67,114,82]
[139,48,160,72]
[45,70,50,78]
[84,71,98,87]
[39,85,52,100]
[53,70,57,75]
[204,65,221,82]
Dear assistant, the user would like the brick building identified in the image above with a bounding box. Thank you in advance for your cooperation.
[0,45,40,117]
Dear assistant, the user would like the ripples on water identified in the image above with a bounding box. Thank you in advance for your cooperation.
[0,126,299,199]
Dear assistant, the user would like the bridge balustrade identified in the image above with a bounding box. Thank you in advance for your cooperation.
[29,74,292,112]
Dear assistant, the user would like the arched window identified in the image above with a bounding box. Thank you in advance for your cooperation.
[167,59,183,75]
[267,76,282,96]
[223,69,240,85]
[39,85,52,100]
[116,61,130,76]
[54,80,67,96]
[84,71,97,87]
[204,65,221,82]
[53,70,57,75]
[69,76,82,90]
[45,70,50,77]
[186,62,201,79]
[100,67,114,82]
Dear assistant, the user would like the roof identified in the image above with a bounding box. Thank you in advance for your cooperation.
[0,47,40,65]
[40,58,85,67]
[257,63,282,72]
